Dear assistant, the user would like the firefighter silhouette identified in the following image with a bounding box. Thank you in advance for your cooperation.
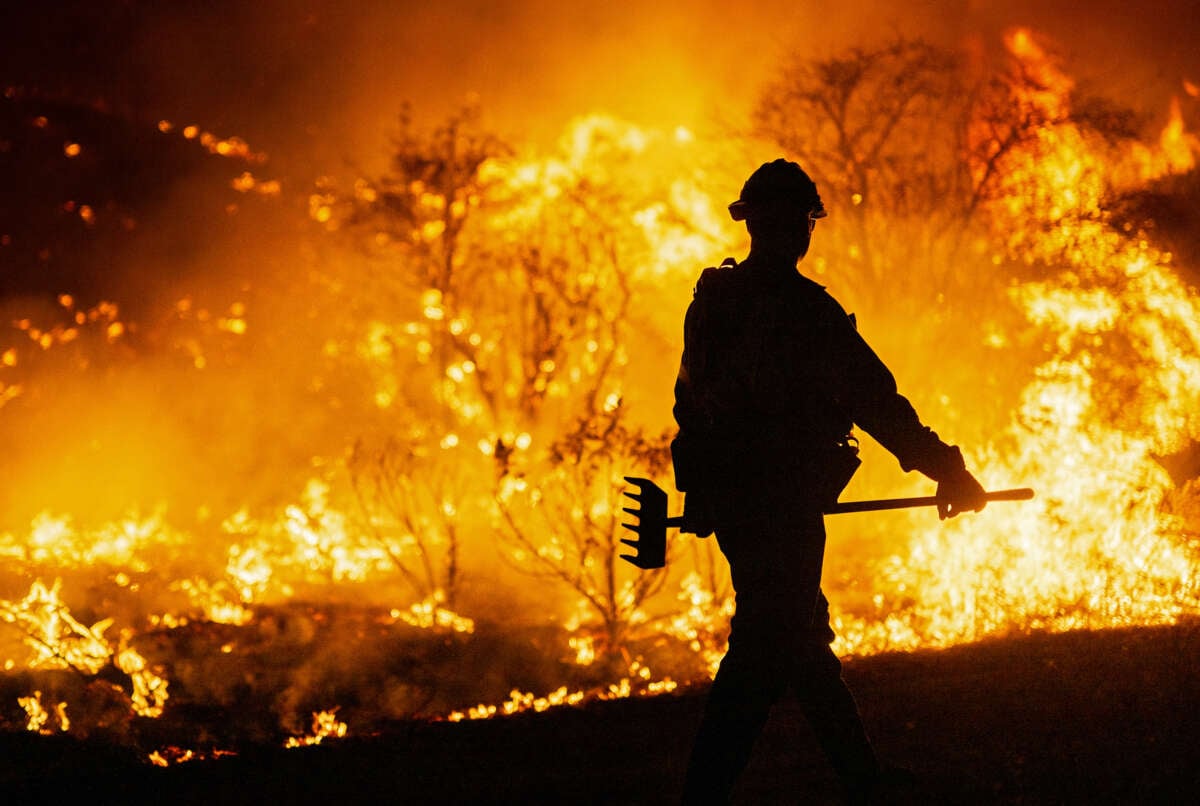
[672,159,987,803]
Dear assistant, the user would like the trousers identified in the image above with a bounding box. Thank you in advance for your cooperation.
[681,487,879,804]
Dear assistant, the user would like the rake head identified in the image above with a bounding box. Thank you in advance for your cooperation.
[620,476,669,569]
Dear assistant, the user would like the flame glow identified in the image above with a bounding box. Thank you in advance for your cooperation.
[831,29,1200,655]
[285,709,348,748]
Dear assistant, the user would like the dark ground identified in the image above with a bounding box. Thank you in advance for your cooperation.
[4,623,1199,805]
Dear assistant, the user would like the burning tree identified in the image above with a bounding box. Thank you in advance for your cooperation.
[752,36,1138,310]
[305,106,506,624]
[813,30,1200,654]
[321,110,727,670]
[754,41,967,246]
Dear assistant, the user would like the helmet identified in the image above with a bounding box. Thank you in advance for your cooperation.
[728,159,827,222]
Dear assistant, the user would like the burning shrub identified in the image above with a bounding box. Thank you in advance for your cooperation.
[496,403,673,668]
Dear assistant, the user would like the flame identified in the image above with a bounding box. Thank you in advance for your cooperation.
[1130,96,1199,179]
[828,35,1200,656]
[148,747,237,766]
[393,591,475,633]
[115,634,170,718]
[285,709,349,747]
[445,660,678,723]
[18,691,68,733]
[1,579,115,674]
[662,571,735,677]
[1,579,170,721]
[1004,28,1074,120]
[448,686,587,722]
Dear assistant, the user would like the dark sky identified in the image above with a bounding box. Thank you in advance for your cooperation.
[3,0,1198,173]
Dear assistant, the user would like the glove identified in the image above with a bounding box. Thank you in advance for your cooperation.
[936,466,987,520]
[680,493,715,538]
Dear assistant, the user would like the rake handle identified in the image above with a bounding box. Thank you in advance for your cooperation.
[827,487,1034,514]
[662,487,1033,525]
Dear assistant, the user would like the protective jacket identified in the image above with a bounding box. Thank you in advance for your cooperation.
[671,257,965,500]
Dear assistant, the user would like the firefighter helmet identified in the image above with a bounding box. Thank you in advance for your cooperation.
[728,159,827,222]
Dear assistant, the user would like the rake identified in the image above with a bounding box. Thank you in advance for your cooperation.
[619,477,1034,569]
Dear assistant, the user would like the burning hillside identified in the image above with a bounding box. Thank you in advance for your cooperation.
[1,10,1199,776]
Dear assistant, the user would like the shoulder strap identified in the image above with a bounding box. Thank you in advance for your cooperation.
[693,257,739,297]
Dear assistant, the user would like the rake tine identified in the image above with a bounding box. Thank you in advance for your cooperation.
[619,476,668,570]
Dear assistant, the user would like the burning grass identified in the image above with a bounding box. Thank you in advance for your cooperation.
[4,622,1200,803]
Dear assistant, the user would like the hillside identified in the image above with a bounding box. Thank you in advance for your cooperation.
[4,623,1198,804]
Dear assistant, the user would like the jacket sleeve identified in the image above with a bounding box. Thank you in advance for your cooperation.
[671,267,734,492]
[672,297,706,434]
[672,266,729,435]
[813,295,967,482]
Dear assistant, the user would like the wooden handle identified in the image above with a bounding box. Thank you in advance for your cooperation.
[826,488,1034,514]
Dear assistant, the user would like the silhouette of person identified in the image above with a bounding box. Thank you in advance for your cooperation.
[672,159,987,804]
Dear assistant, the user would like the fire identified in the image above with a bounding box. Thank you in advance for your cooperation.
[1004,28,1074,121]
[828,29,1200,656]
[1130,96,1199,179]
[147,747,237,766]
[448,686,587,722]
[1,579,169,719]
[163,120,265,163]
[393,592,475,633]
[18,691,68,734]
[1,579,116,675]
[285,709,348,747]
[445,659,678,723]
[1,25,1198,758]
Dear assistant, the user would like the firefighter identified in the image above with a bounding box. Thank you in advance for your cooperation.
[673,159,987,803]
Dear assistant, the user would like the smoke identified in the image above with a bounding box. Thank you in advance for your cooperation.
[3,0,1195,544]
[171,2,1200,149]
[8,1,1194,176]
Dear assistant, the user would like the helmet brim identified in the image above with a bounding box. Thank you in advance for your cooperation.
[728,199,828,222]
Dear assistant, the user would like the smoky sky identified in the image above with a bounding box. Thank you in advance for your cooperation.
[4,0,1198,176]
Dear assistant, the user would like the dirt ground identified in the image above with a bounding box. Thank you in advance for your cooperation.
[4,622,1199,804]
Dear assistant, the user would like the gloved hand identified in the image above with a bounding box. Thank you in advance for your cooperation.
[681,493,715,538]
[936,467,987,520]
